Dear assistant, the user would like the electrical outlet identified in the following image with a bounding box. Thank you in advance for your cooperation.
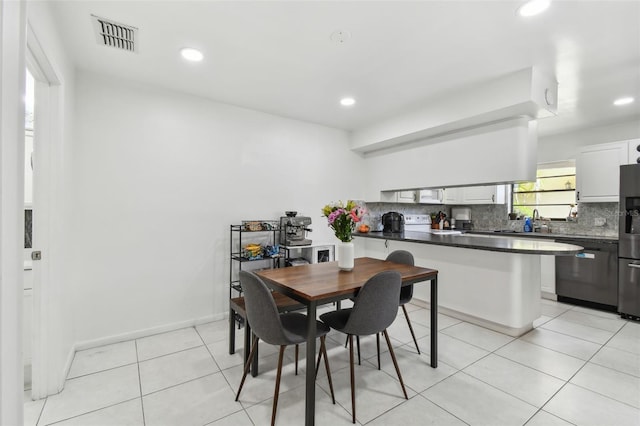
[594,217,606,226]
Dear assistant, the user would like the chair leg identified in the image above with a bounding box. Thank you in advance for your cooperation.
[235,335,259,401]
[402,304,421,355]
[295,344,299,375]
[348,335,356,424]
[320,336,336,404]
[229,309,236,355]
[271,345,286,426]
[383,329,408,400]
[356,335,361,365]
[376,333,381,370]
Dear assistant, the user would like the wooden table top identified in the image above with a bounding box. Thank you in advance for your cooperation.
[256,257,438,303]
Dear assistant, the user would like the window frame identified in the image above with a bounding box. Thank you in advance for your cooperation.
[510,162,576,220]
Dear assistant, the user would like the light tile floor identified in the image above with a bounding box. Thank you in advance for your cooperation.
[24,299,640,426]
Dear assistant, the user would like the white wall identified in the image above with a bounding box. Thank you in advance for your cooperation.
[70,70,363,344]
[0,0,26,422]
[538,119,640,162]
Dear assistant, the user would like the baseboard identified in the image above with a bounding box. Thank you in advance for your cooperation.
[541,291,557,301]
[438,306,533,337]
[74,313,224,352]
[411,296,532,337]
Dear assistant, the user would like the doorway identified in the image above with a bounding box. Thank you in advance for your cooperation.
[23,68,35,393]
[25,23,64,401]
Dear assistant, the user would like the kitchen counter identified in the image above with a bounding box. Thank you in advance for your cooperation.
[467,230,617,244]
[354,231,582,337]
[355,230,583,255]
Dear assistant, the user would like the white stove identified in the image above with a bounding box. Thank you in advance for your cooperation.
[404,214,462,235]
[403,214,432,232]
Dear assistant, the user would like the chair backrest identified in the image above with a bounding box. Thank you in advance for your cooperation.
[239,271,288,345]
[343,270,402,336]
[386,250,414,266]
[386,250,414,301]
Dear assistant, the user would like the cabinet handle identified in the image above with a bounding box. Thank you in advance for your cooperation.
[629,263,640,269]
[577,191,580,201]
[492,194,495,203]
[385,240,388,248]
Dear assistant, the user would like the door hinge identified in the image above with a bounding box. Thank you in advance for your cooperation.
[31,251,42,261]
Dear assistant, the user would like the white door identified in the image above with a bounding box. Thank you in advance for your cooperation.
[26,25,64,399]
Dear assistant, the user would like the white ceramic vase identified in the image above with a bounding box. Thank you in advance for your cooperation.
[337,241,354,271]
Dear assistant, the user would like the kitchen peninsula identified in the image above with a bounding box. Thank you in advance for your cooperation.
[354,231,583,337]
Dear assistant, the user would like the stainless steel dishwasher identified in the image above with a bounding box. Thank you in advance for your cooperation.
[555,238,619,312]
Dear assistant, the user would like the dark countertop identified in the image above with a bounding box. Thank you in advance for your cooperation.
[354,231,584,255]
[467,230,618,244]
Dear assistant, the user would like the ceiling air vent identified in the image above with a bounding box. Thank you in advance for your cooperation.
[91,14,138,53]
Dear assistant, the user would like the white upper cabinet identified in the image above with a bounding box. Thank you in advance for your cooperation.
[417,189,443,204]
[397,190,417,203]
[443,187,463,204]
[628,139,640,165]
[577,141,629,203]
[444,185,506,204]
[380,189,444,204]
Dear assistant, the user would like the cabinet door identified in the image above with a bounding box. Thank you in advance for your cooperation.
[396,190,417,203]
[628,139,640,165]
[577,142,628,202]
[461,185,506,204]
[418,189,443,204]
[443,187,463,204]
[462,186,497,204]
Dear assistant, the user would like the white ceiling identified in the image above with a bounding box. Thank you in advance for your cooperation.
[49,0,640,137]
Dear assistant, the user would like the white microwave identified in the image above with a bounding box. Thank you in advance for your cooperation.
[417,189,443,204]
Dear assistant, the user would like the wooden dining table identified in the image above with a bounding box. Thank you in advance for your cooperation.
[255,256,439,426]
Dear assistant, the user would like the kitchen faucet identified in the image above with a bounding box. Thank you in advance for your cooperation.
[532,209,541,232]
[532,209,540,221]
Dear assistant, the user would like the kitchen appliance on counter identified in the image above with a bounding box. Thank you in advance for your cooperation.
[382,211,404,233]
[451,207,473,230]
[279,212,312,246]
[619,164,640,320]
[555,238,618,311]
[404,214,462,235]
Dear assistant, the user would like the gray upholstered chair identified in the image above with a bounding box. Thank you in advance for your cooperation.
[386,250,421,354]
[235,271,335,426]
[346,250,420,367]
[320,270,408,424]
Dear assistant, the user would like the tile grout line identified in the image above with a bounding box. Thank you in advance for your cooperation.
[135,340,146,426]
[42,398,141,426]
[33,395,47,426]
[533,319,638,423]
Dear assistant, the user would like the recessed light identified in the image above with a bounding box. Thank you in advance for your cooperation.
[517,0,551,17]
[180,47,203,62]
[340,97,356,107]
[614,97,635,106]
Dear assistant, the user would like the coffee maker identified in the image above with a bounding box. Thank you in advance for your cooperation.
[279,212,312,246]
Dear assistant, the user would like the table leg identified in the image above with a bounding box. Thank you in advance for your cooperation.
[430,276,438,368]
[305,301,317,426]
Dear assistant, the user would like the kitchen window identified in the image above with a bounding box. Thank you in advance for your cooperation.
[511,161,576,220]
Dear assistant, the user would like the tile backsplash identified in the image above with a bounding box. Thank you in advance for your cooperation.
[363,202,619,237]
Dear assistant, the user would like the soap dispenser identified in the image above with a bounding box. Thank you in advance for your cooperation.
[524,217,533,232]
